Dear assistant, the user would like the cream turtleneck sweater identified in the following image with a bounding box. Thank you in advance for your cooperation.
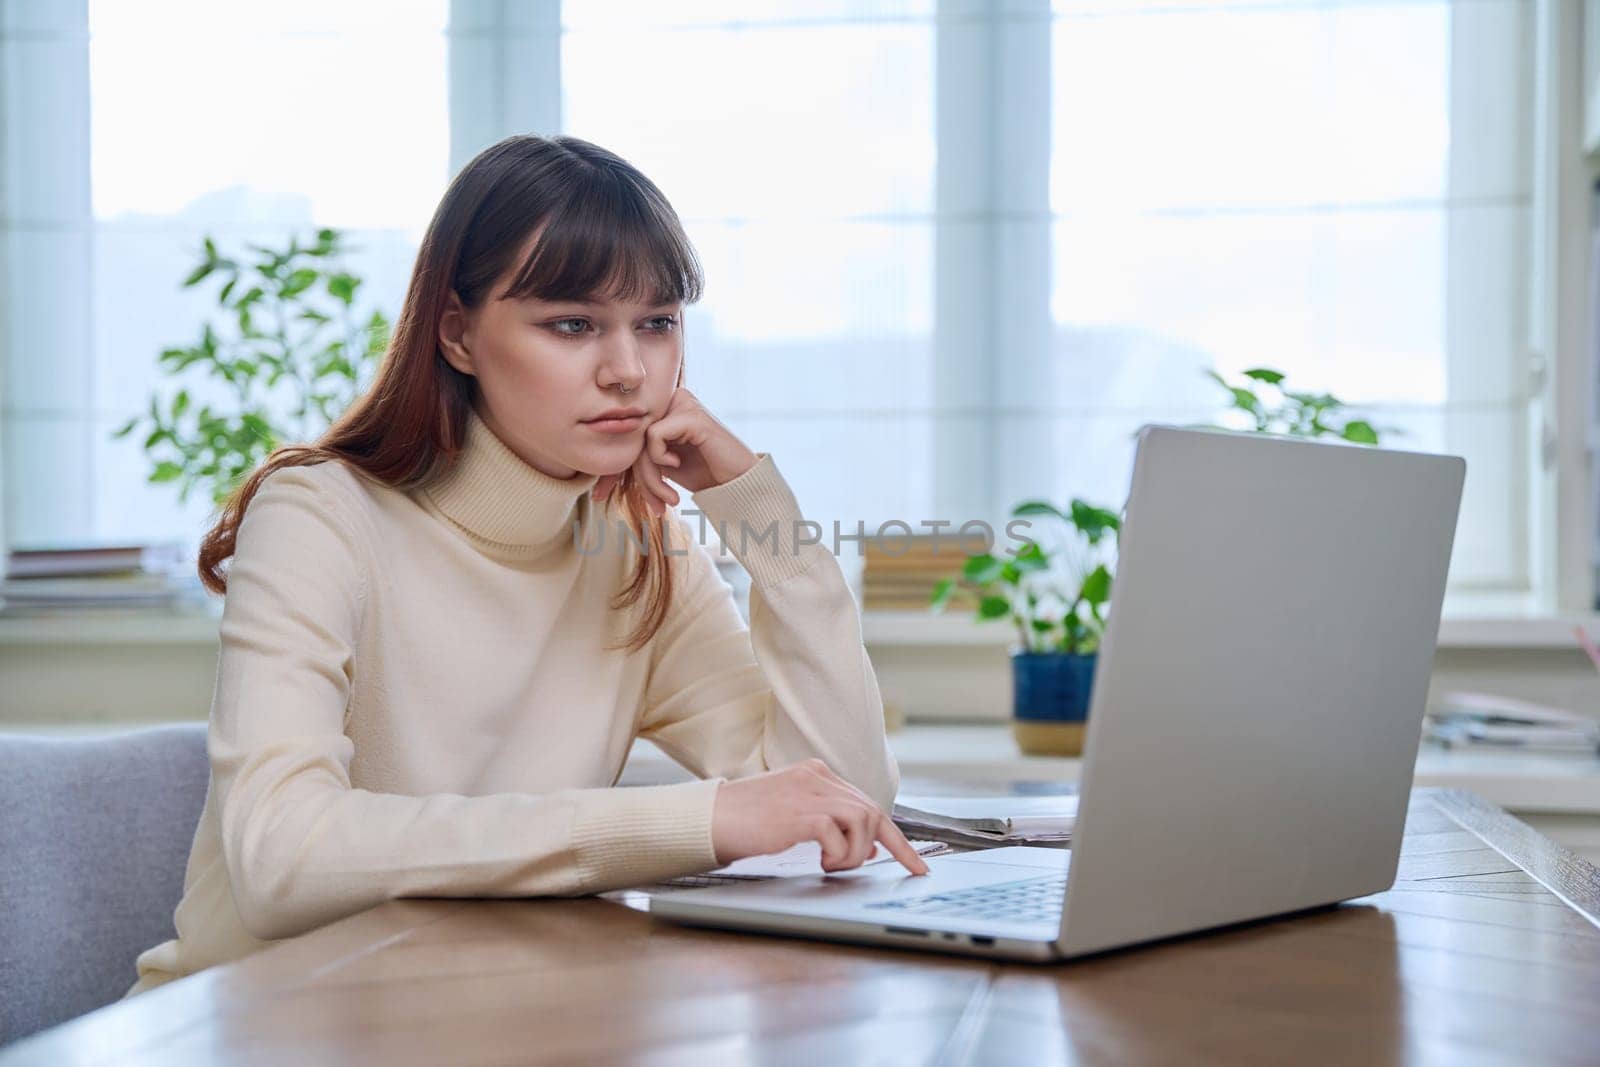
[123,406,898,997]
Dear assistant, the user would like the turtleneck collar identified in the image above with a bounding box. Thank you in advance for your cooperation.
[420,404,599,558]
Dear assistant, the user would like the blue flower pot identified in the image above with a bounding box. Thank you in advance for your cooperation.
[1011,651,1097,756]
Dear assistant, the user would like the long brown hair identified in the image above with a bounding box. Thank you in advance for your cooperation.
[197,133,705,653]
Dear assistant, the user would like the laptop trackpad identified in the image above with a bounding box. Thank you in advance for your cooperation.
[657,845,1070,912]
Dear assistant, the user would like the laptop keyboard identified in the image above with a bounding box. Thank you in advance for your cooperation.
[864,873,1068,925]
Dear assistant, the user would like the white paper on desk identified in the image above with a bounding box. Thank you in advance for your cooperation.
[707,839,942,879]
[893,794,1079,837]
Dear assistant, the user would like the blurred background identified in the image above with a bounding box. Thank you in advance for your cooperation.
[2,0,1571,591]
[6,0,1600,730]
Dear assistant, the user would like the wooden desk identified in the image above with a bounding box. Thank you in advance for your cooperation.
[5,788,1599,1066]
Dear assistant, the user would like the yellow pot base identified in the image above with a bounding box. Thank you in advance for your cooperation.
[1012,720,1087,757]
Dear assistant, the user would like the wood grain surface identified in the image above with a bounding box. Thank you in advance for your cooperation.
[4,788,1597,1066]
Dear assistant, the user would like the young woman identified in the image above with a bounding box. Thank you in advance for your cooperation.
[123,134,924,997]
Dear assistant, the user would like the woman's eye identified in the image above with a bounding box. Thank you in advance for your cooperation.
[548,316,677,337]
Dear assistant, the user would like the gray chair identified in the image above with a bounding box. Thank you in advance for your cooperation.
[0,723,209,1047]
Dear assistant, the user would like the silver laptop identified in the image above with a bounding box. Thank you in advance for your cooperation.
[650,426,1466,961]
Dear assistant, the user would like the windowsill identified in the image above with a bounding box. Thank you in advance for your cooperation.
[861,609,1600,651]
[624,723,1600,813]
[13,719,1596,815]
[3,599,1600,651]
[0,602,223,645]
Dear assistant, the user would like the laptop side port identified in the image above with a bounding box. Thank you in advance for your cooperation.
[969,935,995,946]
[884,926,928,936]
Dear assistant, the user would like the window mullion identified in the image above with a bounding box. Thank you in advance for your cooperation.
[447,0,562,173]
[934,0,1053,533]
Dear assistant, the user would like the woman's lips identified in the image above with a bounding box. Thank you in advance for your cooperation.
[583,415,644,433]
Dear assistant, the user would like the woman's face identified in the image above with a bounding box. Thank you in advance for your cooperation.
[438,247,684,481]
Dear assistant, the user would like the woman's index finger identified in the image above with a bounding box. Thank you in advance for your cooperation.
[876,812,930,875]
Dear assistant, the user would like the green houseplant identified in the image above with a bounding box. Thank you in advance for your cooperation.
[112,228,392,509]
[1203,366,1386,445]
[929,498,1121,756]
[923,365,1388,757]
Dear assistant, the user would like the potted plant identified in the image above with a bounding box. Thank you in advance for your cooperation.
[922,366,1384,756]
[112,228,392,510]
[929,498,1121,756]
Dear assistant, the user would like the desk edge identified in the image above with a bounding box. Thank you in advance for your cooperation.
[1423,787,1600,929]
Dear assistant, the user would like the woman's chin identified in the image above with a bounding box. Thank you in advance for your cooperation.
[580,445,643,477]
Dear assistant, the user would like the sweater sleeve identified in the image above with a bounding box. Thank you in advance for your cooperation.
[636,453,902,811]
[210,466,722,943]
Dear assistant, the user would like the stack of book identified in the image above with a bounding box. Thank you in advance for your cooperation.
[1,541,202,614]
[860,534,970,611]
[1424,691,1600,754]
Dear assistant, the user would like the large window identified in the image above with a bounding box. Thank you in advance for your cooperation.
[0,0,1562,605]
[555,0,1538,596]
[1042,0,1532,594]
[1,0,449,553]
[562,2,940,546]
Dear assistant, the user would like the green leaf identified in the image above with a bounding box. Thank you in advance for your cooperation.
[1294,392,1340,411]
[150,461,184,483]
[1080,564,1113,605]
[1011,540,1050,572]
[1227,386,1261,414]
[1070,499,1121,544]
[182,262,214,287]
[962,553,1004,584]
[281,268,318,297]
[1031,618,1056,632]
[327,273,359,304]
[111,417,138,438]
[999,561,1020,584]
[1341,420,1379,445]
[1012,499,1067,521]
[1242,367,1285,385]
[241,413,273,442]
[929,577,954,611]
[978,595,1011,619]
[173,390,190,417]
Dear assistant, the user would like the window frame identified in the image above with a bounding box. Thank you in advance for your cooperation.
[2,0,1586,615]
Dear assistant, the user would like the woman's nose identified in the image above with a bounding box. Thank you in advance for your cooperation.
[602,340,647,391]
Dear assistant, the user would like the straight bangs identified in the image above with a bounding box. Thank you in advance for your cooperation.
[501,170,705,309]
